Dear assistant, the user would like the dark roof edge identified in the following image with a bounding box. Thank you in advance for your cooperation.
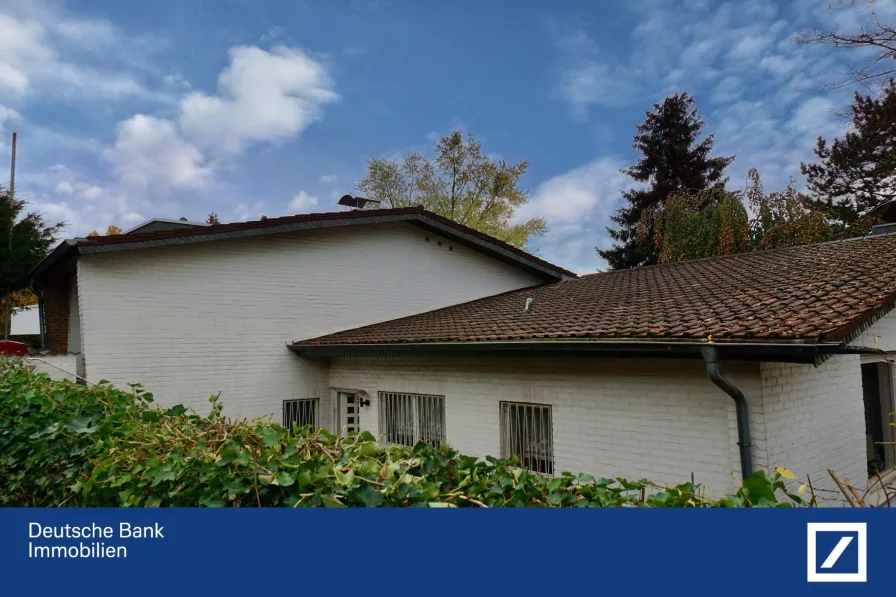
[29,211,574,283]
[820,296,896,346]
[288,339,855,363]
[813,296,896,366]
[27,239,80,282]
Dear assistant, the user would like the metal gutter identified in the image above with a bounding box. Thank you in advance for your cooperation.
[701,346,753,479]
[288,338,845,363]
[27,279,47,350]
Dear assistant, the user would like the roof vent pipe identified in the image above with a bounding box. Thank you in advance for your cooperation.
[701,346,753,480]
[523,297,534,313]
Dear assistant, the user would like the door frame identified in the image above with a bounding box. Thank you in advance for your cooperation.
[860,357,896,473]
[331,388,359,437]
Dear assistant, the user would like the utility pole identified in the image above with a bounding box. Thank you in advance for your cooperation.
[3,132,16,340]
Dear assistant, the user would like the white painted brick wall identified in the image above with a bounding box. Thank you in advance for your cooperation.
[76,223,542,419]
[760,355,867,496]
[850,310,896,352]
[328,357,762,495]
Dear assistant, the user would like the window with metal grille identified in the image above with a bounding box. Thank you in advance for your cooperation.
[378,392,446,447]
[282,398,319,430]
[500,402,553,475]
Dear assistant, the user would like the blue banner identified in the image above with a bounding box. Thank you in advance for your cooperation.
[0,509,892,595]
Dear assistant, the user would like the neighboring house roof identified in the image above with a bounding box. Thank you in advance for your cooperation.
[291,232,896,360]
[123,218,209,235]
[867,199,896,223]
[29,207,576,282]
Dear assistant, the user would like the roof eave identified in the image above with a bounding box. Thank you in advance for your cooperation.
[288,339,855,363]
[27,239,80,283]
[28,211,573,283]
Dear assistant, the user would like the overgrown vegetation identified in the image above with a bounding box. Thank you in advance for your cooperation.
[0,358,851,508]
[639,169,879,264]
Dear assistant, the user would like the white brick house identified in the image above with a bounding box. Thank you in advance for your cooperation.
[27,206,896,497]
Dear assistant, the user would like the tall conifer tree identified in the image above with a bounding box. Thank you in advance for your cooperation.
[599,92,733,270]
[801,81,896,224]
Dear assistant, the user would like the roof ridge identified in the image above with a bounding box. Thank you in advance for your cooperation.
[30,206,576,282]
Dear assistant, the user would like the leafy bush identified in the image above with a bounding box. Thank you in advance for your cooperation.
[0,358,807,508]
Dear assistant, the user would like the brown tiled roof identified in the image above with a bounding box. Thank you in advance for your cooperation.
[295,233,896,346]
[30,207,575,282]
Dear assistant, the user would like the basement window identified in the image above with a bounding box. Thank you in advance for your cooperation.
[500,401,554,475]
[282,398,319,431]
[379,392,446,447]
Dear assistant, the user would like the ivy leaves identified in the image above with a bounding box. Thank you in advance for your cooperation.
[1,357,809,508]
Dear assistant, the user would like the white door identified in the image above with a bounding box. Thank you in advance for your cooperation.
[337,391,359,436]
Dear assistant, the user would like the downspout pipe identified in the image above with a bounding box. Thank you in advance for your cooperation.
[701,346,753,479]
[28,279,47,351]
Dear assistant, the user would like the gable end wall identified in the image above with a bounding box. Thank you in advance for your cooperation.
[75,222,543,420]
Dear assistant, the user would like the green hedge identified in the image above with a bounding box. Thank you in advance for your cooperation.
[0,357,807,507]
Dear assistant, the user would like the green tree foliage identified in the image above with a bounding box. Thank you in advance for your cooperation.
[642,170,877,263]
[801,80,896,224]
[206,212,221,225]
[0,358,812,507]
[0,190,63,337]
[357,130,546,248]
[600,92,733,270]
[642,188,749,264]
[87,224,122,237]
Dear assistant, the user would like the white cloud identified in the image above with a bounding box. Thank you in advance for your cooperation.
[97,44,336,207]
[0,8,163,102]
[104,115,210,190]
[728,35,770,61]
[549,25,640,117]
[179,45,339,155]
[288,190,319,211]
[518,157,631,274]
[82,186,104,199]
[788,97,838,134]
[163,73,191,91]
[121,212,144,223]
[234,201,266,221]
[54,181,73,194]
[546,0,866,213]
[319,174,338,185]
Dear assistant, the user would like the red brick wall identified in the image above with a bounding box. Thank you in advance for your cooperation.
[40,275,70,354]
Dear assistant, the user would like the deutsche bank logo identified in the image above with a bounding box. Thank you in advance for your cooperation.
[806,523,867,583]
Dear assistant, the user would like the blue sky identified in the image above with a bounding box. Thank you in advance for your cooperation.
[0,0,893,273]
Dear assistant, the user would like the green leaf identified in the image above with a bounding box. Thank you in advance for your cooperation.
[272,472,295,487]
[150,470,176,487]
[261,428,281,448]
[65,416,98,434]
[359,484,384,507]
[219,443,240,463]
[320,494,346,508]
